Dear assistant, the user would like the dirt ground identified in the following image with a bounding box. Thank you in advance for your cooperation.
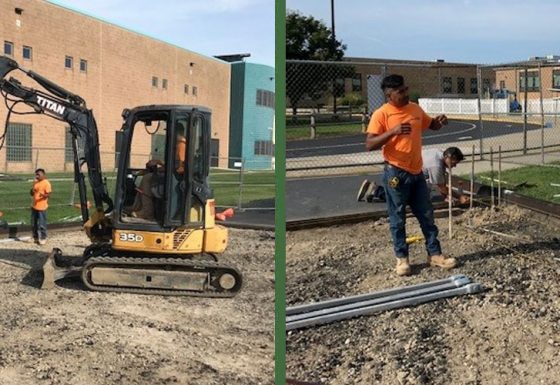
[0,228,275,385]
[286,205,560,385]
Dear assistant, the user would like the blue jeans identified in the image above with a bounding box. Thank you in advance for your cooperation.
[31,209,48,240]
[383,164,441,258]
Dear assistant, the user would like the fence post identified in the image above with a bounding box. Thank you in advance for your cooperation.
[34,148,40,171]
[523,68,528,155]
[539,64,545,165]
[237,159,245,211]
[310,114,316,139]
[476,66,484,160]
[70,182,77,206]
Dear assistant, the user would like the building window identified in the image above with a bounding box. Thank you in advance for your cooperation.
[22,46,32,60]
[184,84,189,94]
[65,56,73,69]
[152,76,158,88]
[482,78,491,93]
[6,123,32,162]
[553,70,560,89]
[499,80,506,90]
[442,77,452,93]
[352,74,362,92]
[256,89,275,109]
[4,41,13,56]
[65,127,73,162]
[335,78,345,97]
[192,86,198,96]
[520,72,540,92]
[254,140,274,156]
[80,59,87,72]
[457,77,465,94]
[162,79,168,89]
[470,78,478,94]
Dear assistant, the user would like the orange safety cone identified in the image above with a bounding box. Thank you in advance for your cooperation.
[73,201,92,209]
[215,207,234,221]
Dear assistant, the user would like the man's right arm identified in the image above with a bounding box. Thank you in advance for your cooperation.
[366,131,394,151]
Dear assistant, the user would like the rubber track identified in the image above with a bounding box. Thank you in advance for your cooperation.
[81,256,242,297]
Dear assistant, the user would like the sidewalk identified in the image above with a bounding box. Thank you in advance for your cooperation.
[287,174,449,229]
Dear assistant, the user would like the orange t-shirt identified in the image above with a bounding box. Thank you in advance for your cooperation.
[32,179,52,211]
[367,102,433,174]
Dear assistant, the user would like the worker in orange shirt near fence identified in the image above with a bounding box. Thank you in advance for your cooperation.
[30,168,52,245]
[365,74,457,276]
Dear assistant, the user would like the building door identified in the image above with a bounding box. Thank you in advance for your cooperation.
[210,138,219,167]
[367,74,384,114]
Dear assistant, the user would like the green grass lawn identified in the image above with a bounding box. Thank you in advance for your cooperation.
[474,163,560,203]
[287,122,363,140]
[0,169,274,224]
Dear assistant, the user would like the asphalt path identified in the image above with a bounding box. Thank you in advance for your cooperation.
[286,120,541,158]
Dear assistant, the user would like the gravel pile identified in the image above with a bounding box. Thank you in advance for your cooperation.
[287,205,560,385]
[0,228,274,385]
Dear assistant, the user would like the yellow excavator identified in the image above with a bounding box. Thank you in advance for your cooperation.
[0,56,242,296]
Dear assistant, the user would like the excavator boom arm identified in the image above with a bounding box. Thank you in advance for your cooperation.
[0,55,113,224]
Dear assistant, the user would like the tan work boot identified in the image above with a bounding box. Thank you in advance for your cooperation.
[396,258,411,276]
[428,254,457,269]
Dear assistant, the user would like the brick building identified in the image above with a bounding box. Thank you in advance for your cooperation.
[0,0,232,172]
[494,56,560,100]
[344,57,495,102]
[286,57,495,114]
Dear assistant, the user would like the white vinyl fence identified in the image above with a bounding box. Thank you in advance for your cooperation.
[419,98,560,115]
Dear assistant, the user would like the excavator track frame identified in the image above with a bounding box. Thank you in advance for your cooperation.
[81,256,242,297]
[42,247,242,297]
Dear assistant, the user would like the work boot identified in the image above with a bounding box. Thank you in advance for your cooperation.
[427,254,457,269]
[38,239,47,246]
[395,258,411,276]
[357,179,371,201]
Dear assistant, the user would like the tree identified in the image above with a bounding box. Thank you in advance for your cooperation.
[286,10,351,116]
[286,11,345,61]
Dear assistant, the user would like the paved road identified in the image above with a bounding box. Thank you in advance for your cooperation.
[287,120,541,158]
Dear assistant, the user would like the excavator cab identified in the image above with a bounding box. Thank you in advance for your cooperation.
[114,106,211,230]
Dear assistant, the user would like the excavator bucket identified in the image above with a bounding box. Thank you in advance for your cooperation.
[41,248,82,289]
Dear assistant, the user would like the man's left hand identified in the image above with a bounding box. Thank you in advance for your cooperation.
[431,115,448,130]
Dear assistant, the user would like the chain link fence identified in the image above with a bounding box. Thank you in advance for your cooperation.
[286,59,560,177]
[0,147,274,225]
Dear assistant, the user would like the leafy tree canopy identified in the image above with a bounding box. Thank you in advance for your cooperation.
[286,10,346,61]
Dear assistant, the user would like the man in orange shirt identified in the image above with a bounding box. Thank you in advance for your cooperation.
[30,168,52,245]
[175,133,187,175]
[366,74,457,276]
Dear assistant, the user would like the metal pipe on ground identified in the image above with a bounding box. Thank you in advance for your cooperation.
[287,277,472,324]
[287,275,468,316]
[286,283,484,331]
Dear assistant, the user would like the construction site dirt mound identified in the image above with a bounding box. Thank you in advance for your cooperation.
[286,205,560,385]
[0,228,274,385]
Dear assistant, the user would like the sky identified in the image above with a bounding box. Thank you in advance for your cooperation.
[286,0,560,65]
[47,0,275,67]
